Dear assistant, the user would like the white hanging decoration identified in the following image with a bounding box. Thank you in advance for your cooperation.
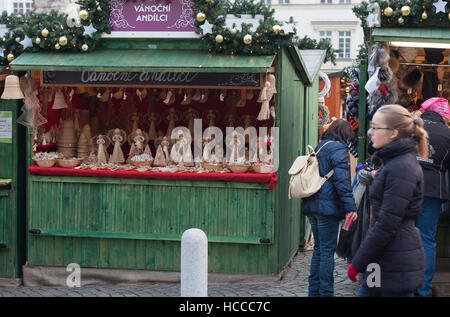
[256,74,277,121]
[366,2,381,27]
[318,72,331,98]
[17,74,47,131]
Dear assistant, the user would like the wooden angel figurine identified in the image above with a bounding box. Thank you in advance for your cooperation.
[130,112,140,134]
[96,135,108,164]
[109,128,126,164]
[148,112,159,141]
[257,74,277,121]
[165,108,179,140]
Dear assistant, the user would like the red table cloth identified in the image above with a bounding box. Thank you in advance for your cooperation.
[28,166,278,190]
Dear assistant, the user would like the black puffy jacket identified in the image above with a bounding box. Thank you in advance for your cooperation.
[351,137,425,294]
[417,111,450,200]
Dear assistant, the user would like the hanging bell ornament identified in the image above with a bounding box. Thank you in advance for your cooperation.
[383,7,393,17]
[7,53,14,62]
[196,12,206,22]
[41,28,49,38]
[59,36,68,46]
[215,34,224,43]
[81,44,89,52]
[401,5,411,16]
[1,75,24,99]
[421,12,428,20]
[243,34,252,45]
[79,10,89,21]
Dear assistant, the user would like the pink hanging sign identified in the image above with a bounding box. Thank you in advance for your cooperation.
[107,0,197,37]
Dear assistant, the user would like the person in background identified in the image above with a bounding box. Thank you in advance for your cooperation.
[302,119,357,297]
[347,104,427,297]
[415,97,450,297]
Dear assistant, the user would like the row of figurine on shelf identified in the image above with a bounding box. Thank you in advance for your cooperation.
[33,124,274,173]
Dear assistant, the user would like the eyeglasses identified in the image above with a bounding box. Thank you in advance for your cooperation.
[369,126,392,131]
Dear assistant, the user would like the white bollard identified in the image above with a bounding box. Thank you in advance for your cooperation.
[180,228,208,297]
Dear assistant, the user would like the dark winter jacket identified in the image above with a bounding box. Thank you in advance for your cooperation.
[301,134,356,220]
[417,111,450,200]
[351,137,425,294]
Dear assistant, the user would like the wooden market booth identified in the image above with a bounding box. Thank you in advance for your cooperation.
[6,36,325,283]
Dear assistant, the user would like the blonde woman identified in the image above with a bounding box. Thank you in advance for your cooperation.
[347,104,427,297]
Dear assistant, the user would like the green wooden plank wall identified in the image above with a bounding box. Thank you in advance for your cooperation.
[27,177,278,274]
[275,49,305,272]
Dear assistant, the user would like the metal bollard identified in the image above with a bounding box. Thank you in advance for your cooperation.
[180,228,208,297]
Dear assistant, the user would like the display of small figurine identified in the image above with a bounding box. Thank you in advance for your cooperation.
[170,130,194,167]
[130,112,140,134]
[96,135,109,164]
[127,128,148,163]
[147,112,160,141]
[165,107,180,141]
[108,128,127,164]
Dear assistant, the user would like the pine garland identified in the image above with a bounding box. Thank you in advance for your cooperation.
[354,0,450,28]
[0,0,337,66]
[194,0,296,55]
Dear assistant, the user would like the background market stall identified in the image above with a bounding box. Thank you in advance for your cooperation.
[7,37,325,283]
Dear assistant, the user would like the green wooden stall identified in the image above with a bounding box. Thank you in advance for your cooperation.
[10,38,324,282]
[358,27,450,257]
[0,76,27,284]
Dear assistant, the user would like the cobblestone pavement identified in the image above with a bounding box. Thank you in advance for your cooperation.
[0,251,359,297]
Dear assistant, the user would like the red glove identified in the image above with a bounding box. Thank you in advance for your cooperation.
[347,264,358,282]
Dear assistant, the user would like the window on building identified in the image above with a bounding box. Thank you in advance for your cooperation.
[278,0,290,4]
[338,31,351,59]
[321,0,333,4]
[265,0,272,4]
[319,31,332,43]
[339,0,351,3]
[13,0,33,14]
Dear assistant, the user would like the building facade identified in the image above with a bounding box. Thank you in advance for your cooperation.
[270,0,364,73]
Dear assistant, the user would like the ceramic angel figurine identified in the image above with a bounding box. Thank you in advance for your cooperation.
[257,74,277,121]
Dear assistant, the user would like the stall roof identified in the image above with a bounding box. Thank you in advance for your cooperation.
[9,49,276,73]
[287,46,325,85]
[372,27,450,44]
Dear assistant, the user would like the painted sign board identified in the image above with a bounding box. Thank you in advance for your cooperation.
[106,0,197,38]
[41,71,262,89]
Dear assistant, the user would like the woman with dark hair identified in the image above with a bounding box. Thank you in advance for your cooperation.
[302,119,357,297]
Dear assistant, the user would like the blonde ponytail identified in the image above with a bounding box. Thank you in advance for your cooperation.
[377,104,428,159]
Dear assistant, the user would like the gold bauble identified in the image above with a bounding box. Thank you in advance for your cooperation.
[230,28,237,35]
[7,53,14,62]
[205,0,213,2]
[79,9,89,21]
[15,37,21,43]
[55,43,61,50]
[272,24,282,34]
[196,12,206,22]
[421,12,428,20]
[81,44,89,51]
[398,17,405,24]
[243,34,252,45]
[383,7,394,17]
[58,36,68,46]
[35,37,41,44]
[215,34,224,43]
[41,28,49,38]
[401,5,411,16]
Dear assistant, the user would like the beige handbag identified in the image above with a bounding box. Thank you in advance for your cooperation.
[288,141,335,199]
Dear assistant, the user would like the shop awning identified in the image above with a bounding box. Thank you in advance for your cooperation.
[372,27,450,44]
[9,49,276,73]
